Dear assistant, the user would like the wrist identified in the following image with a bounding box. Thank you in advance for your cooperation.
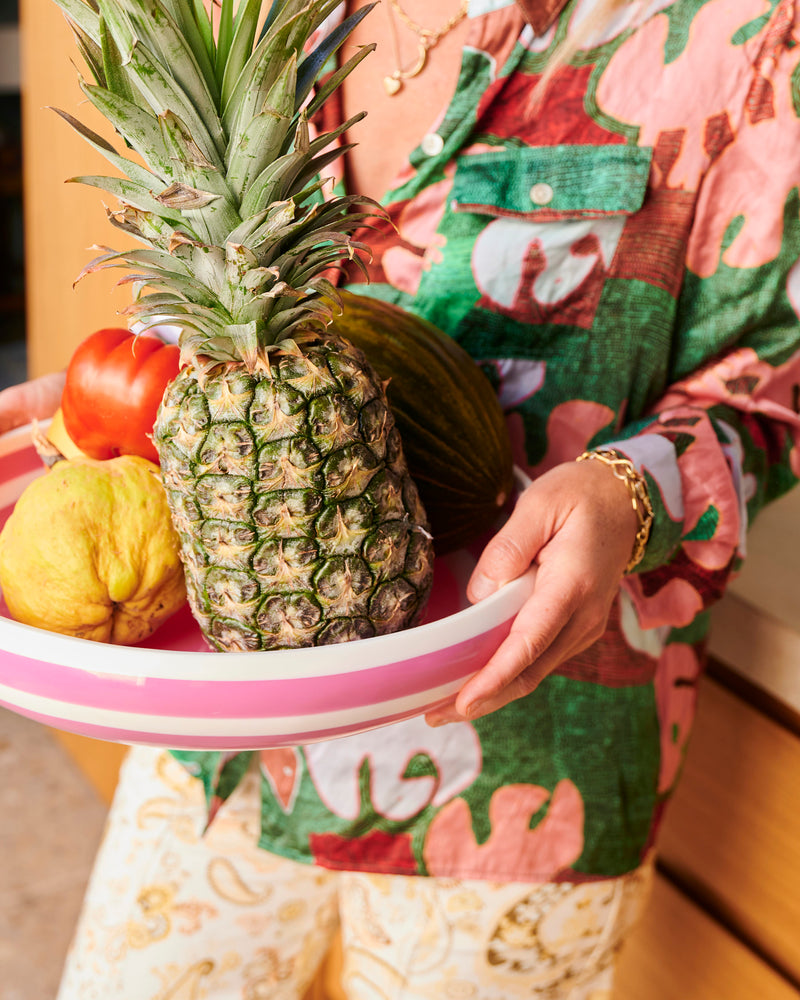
[576,449,654,573]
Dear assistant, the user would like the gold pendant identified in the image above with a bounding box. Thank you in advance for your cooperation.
[405,41,429,80]
[383,74,402,95]
[384,41,429,96]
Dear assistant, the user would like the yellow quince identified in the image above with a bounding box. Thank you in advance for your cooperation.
[0,455,186,644]
[45,407,87,460]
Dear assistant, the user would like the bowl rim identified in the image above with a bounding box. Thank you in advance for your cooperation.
[0,563,537,679]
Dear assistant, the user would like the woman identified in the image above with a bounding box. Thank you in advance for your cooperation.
[5,0,800,995]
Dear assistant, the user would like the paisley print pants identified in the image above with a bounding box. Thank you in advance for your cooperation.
[57,746,653,1000]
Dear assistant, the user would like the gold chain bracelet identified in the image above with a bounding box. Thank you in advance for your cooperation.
[576,449,654,573]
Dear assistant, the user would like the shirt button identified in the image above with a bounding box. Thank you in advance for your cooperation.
[421,132,445,157]
[530,182,554,206]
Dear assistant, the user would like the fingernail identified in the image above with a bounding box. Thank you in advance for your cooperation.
[464,698,488,720]
[469,573,499,602]
[426,714,453,727]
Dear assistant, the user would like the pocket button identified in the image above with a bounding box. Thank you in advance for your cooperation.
[421,133,445,157]
[529,182,554,206]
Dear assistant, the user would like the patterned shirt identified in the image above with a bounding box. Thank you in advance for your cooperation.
[174,0,800,882]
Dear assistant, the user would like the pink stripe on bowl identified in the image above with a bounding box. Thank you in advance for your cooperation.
[0,619,511,717]
[0,442,42,481]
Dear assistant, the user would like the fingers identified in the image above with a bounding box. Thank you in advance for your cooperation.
[425,462,639,728]
[426,597,607,726]
[0,384,34,435]
[460,606,606,719]
[29,371,67,421]
[459,559,595,712]
[426,553,614,727]
[461,566,575,706]
[0,372,66,435]
[424,695,458,726]
[426,562,575,728]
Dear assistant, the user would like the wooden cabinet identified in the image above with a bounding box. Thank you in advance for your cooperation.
[19,0,132,377]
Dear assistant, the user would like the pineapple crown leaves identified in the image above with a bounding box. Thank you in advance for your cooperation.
[52,0,384,369]
[77,190,377,334]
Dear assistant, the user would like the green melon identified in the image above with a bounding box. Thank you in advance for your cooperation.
[332,291,514,555]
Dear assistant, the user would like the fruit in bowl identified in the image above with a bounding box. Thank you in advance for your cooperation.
[0,453,186,644]
[60,327,181,464]
[0,427,535,749]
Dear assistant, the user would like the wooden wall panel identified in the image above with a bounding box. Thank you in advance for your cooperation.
[615,874,800,1000]
[50,730,127,807]
[20,0,133,377]
[708,485,800,717]
[656,676,800,984]
[722,486,800,635]
[710,594,800,719]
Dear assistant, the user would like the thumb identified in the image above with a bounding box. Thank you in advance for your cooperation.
[467,492,548,603]
[0,383,33,435]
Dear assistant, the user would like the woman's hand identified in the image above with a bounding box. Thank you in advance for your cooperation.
[425,458,640,725]
[0,372,66,436]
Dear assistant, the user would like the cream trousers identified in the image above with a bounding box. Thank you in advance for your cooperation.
[57,745,653,1000]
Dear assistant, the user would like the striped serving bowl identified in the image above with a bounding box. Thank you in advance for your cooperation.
[0,423,535,750]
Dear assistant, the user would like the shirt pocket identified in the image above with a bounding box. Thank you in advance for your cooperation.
[448,144,653,221]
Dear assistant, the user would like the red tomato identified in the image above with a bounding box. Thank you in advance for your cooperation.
[61,328,181,463]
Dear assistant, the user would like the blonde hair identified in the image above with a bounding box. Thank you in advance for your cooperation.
[532,0,645,107]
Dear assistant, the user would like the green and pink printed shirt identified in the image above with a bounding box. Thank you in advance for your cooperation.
[173,0,800,882]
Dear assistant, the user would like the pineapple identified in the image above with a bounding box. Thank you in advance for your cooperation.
[54,0,435,651]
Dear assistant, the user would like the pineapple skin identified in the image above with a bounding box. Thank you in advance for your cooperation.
[154,331,435,652]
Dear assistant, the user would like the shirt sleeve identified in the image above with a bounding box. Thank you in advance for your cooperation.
[608,225,800,627]
[603,4,800,629]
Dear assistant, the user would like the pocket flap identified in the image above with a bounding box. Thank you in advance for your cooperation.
[450,144,653,219]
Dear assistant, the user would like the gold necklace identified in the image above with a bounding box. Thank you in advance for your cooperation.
[383,0,469,96]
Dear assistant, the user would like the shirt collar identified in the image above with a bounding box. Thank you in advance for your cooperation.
[514,0,571,36]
